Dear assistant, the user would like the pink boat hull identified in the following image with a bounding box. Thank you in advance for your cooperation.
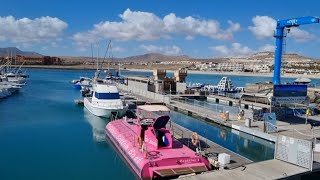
[106,119,211,179]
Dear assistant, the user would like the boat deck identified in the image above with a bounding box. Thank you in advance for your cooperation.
[109,119,209,161]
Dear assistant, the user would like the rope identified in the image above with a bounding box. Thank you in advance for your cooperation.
[293,129,315,138]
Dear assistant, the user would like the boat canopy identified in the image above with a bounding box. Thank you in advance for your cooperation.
[137,105,170,112]
[153,115,170,129]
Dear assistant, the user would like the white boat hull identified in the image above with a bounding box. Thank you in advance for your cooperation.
[84,98,127,118]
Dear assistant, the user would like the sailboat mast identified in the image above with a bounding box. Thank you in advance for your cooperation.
[108,41,111,72]
[97,45,99,71]
[118,62,121,76]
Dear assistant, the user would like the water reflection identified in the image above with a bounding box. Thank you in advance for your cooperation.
[219,129,227,141]
[170,111,275,161]
[83,108,108,142]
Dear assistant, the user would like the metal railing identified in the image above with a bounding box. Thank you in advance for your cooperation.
[171,97,240,115]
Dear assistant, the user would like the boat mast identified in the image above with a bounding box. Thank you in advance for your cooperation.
[118,62,121,76]
[108,40,111,72]
[101,40,112,72]
[97,44,99,72]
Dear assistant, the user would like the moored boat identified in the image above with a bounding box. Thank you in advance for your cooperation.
[105,105,211,179]
[71,77,92,89]
[84,81,128,118]
[203,76,244,93]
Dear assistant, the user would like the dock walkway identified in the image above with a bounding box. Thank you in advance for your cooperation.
[182,159,319,180]
[206,94,271,109]
[169,98,320,142]
[171,122,252,170]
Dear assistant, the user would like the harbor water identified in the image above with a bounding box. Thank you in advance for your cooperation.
[0,69,298,179]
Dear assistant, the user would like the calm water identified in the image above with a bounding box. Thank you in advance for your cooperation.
[0,69,280,179]
[170,111,274,162]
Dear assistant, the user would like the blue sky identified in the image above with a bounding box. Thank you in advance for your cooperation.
[0,0,320,58]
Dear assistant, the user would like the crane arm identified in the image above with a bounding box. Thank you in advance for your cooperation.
[277,16,320,28]
[273,16,320,85]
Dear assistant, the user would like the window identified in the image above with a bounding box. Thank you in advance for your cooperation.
[94,92,120,99]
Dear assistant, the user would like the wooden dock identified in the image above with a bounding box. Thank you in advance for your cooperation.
[171,122,252,170]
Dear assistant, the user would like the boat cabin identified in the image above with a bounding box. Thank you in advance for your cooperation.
[136,105,173,151]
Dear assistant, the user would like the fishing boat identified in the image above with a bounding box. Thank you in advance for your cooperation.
[83,78,128,118]
[105,105,211,179]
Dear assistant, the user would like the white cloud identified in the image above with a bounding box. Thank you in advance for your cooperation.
[248,16,276,39]
[112,46,125,53]
[227,20,241,33]
[209,43,254,57]
[163,13,240,40]
[185,35,194,41]
[0,16,67,43]
[258,44,275,52]
[73,9,240,45]
[248,15,315,42]
[140,44,182,55]
[290,28,315,42]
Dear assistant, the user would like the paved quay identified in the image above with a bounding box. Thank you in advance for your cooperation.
[169,98,320,143]
[171,122,252,170]
[182,159,320,180]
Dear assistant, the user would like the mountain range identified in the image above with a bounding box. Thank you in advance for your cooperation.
[0,47,42,57]
[0,47,317,63]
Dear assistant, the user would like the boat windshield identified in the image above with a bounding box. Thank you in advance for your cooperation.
[94,92,120,99]
[137,105,170,120]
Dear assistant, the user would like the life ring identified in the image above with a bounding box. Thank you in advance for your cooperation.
[191,132,199,146]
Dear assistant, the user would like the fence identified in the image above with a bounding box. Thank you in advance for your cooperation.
[275,134,314,170]
[265,121,320,171]
[171,97,240,115]
[117,83,170,104]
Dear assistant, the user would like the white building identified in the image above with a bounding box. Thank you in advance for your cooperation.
[217,63,244,72]
[253,64,271,73]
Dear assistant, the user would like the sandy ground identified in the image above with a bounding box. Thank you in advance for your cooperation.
[20,65,320,79]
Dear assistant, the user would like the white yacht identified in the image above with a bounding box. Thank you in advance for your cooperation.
[5,72,27,84]
[84,81,128,118]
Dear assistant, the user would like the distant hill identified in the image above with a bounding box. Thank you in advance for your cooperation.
[1,47,316,63]
[61,51,318,63]
[247,51,314,62]
[60,53,231,63]
[60,53,193,63]
[0,47,42,57]
[118,53,191,62]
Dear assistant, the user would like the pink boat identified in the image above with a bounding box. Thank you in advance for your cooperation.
[105,105,211,179]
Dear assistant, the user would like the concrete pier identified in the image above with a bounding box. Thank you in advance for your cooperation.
[182,159,320,180]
